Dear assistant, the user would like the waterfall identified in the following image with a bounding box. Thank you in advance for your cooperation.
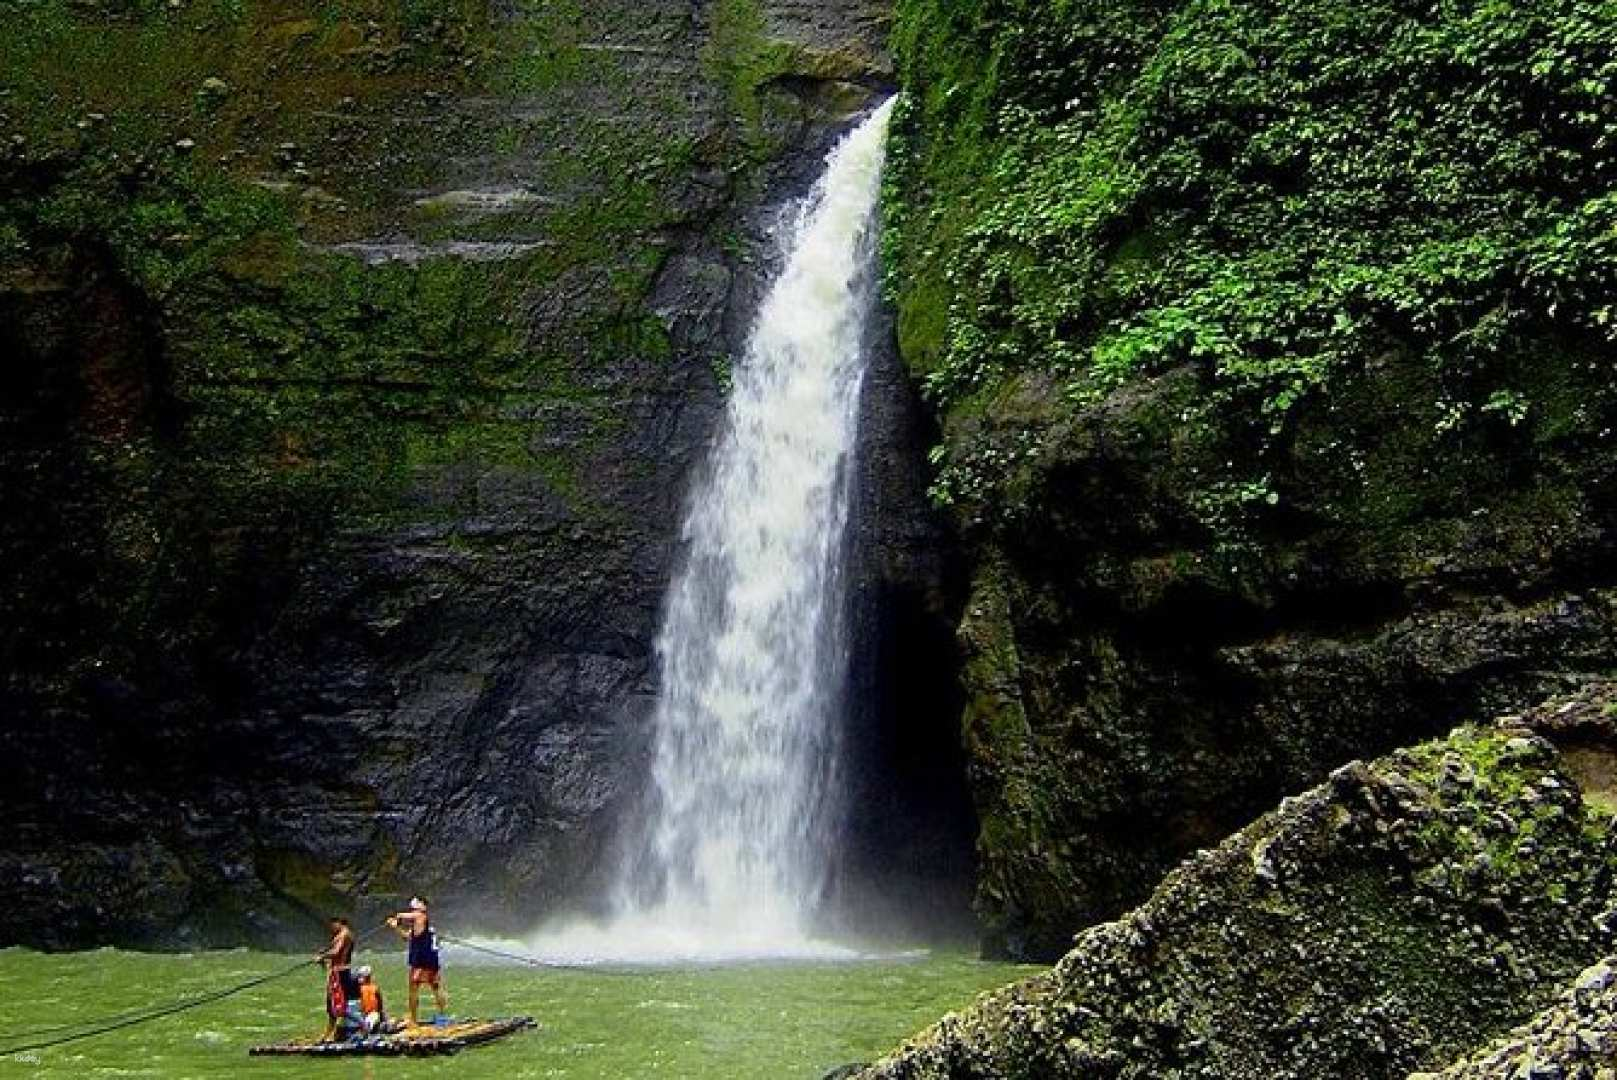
[529,100,895,963]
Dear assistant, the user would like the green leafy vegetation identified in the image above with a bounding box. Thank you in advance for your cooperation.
[887,0,1617,529]
[888,0,1617,960]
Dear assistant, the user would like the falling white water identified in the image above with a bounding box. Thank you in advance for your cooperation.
[523,100,896,964]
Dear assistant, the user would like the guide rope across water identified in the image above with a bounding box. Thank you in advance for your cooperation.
[0,922,393,1057]
[436,933,644,976]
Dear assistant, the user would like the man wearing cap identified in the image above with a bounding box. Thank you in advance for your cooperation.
[387,896,448,1026]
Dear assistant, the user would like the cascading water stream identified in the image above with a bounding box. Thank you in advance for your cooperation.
[525,100,895,963]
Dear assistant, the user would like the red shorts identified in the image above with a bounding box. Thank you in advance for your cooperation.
[326,970,347,1020]
[409,966,441,988]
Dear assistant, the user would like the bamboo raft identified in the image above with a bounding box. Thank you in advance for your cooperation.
[248,1016,536,1057]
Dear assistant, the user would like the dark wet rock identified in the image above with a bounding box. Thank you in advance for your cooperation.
[0,0,952,949]
[1417,955,1617,1078]
[321,240,549,265]
[832,230,977,939]
[857,683,1617,1080]
[885,0,1617,963]
[947,430,1617,959]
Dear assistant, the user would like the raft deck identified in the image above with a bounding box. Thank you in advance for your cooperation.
[249,1016,536,1057]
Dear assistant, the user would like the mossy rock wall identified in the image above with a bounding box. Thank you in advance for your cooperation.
[0,0,955,948]
[885,0,1617,958]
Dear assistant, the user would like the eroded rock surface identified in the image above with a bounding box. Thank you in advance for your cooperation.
[1415,957,1617,1080]
[0,1,968,948]
[858,683,1617,1080]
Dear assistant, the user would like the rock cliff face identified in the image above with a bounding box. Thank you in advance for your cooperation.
[1418,958,1617,1079]
[884,0,1617,958]
[855,684,1617,1080]
[0,0,970,948]
[11,0,1615,978]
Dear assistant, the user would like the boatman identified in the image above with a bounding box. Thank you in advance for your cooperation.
[387,896,448,1026]
[317,916,358,1041]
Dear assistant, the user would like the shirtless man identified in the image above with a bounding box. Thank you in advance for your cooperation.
[387,896,447,1025]
[317,916,358,1041]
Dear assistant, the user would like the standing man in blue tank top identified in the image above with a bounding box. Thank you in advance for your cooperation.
[387,896,448,1026]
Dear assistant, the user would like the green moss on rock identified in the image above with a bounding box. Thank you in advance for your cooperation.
[887,0,1617,958]
[860,683,1617,1080]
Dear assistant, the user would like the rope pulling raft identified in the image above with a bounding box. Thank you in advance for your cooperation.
[0,925,553,1061]
[249,1016,537,1057]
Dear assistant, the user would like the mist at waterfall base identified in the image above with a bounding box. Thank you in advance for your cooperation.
[504,100,959,965]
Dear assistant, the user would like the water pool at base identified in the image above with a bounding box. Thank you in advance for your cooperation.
[1,947,1042,1079]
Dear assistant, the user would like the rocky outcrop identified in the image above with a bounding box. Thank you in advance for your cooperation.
[1410,692,1617,1080]
[1416,958,1617,1080]
[0,0,968,948]
[855,683,1617,1079]
[885,0,1617,958]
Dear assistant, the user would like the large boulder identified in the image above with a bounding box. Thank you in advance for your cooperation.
[858,682,1617,1079]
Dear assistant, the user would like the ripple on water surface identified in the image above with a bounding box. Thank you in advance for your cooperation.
[2,946,1040,1080]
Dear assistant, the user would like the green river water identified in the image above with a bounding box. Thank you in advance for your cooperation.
[0,947,1040,1079]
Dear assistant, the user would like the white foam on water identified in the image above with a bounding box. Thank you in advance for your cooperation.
[498,916,860,967]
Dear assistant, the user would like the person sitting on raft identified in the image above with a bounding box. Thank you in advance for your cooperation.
[355,965,389,1034]
[387,896,448,1026]
[317,916,359,1042]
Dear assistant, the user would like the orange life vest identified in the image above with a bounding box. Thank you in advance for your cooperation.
[360,983,383,1016]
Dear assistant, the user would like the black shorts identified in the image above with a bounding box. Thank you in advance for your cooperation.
[338,969,360,1000]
